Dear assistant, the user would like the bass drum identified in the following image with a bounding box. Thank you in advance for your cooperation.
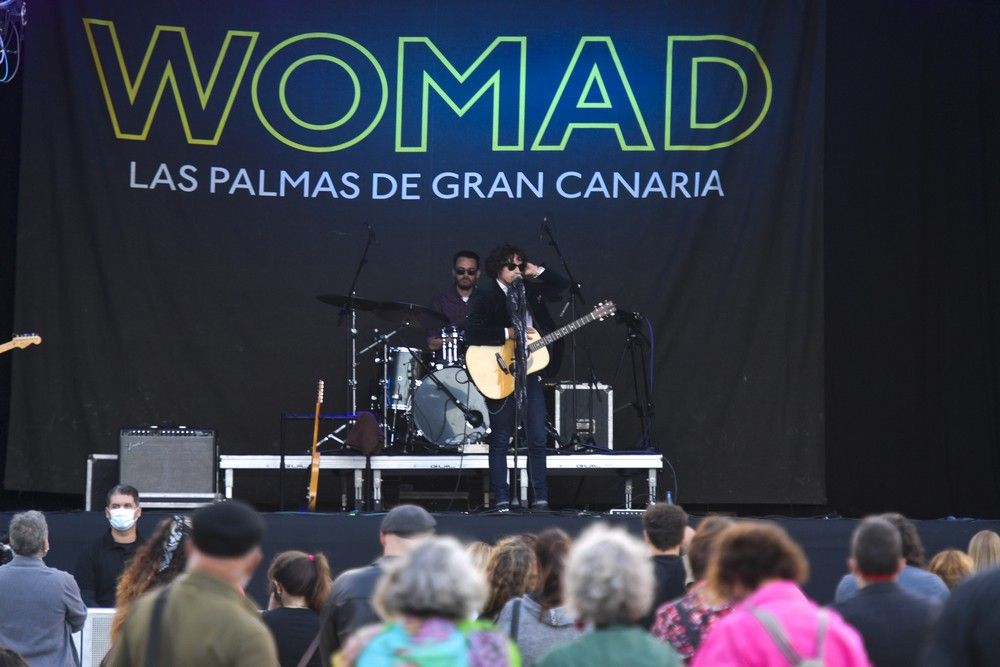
[412,367,490,447]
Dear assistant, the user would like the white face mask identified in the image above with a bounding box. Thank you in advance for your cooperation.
[108,508,137,532]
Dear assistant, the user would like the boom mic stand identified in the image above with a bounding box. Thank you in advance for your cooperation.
[541,217,602,451]
[337,224,376,418]
[610,311,655,450]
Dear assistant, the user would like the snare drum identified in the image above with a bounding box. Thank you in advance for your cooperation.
[387,347,425,410]
[439,326,463,367]
[412,366,489,447]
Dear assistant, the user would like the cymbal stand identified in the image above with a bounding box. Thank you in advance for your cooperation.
[337,225,376,417]
[358,325,402,446]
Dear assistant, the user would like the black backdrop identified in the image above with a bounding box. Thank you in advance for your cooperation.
[2,1,998,517]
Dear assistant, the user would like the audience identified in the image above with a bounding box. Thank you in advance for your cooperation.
[319,504,436,662]
[496,528,583,666]
[925,565,1000,666]
[831,516,941,667]
[466,540,495,574]
[928,548,974,589]
[692,521,869,666]
[0,511,88,667]
[652,515,735,662]
[335,536,519,666]
[262,550,332,667]
[12,495,1000,667]
[834,512,948,603]
[107,500,278,666]
[967,529,1000,572]
[638,502,690,628]
[75,484,145,608]
[481,535,538,621]
[537,524,682,667]
[110,514,191,642]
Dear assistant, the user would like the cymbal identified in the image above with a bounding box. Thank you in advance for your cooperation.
[375,301,449,327]
[316,294,382,311]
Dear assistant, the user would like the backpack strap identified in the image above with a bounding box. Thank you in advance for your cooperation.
[751,607,804,665]
[674,601,701,648]
[296,632,321,667]
[144,585,173,667]
[510,598,522,643]
[814,610,828,661]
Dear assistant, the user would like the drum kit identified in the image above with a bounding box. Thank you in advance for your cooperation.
[317,294,489,450]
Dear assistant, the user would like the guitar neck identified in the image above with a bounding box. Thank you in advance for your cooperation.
[0,342,13,355]
[528,310,602,353]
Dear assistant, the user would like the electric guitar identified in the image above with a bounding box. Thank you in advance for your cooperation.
[0,334,42,355]
[466,301,616,399]
[306,380,324,511]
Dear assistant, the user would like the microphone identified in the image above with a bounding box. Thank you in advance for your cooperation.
[366,222,376,244]
[466,410,484,428]
[540,212,553,239]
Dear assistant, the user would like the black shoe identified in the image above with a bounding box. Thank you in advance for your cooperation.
[533,501,550,511]
[495,501,510,512]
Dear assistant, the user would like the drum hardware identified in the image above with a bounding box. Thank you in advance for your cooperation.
[439,326,463,367]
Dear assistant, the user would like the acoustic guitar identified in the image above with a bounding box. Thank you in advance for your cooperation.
[306,380,324,511]
[465,301,616,399]
[0,334,42,355]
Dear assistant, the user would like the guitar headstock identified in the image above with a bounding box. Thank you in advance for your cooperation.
[593,301,617,321]
[316,380,325,404]
[10,333,42,349]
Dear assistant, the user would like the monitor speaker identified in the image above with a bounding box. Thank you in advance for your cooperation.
[118,428,218,508]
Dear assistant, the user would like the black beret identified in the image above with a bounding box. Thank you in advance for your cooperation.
[191,500,265,557]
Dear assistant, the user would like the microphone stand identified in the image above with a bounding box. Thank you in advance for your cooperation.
[508,276,529,509]
[337,225,374,509]
[338,226,375,419]
[541,222,602,451]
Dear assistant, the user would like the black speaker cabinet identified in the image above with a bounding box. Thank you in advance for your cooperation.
[119,428,219,508]
[553,382,614,449]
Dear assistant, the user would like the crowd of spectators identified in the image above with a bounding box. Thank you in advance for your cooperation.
[2,493,1000,666]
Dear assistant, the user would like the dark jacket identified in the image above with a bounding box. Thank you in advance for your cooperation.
[921,567,1000,667]
[832,580,940,667]
[464,269,570,376]
[319,556,395,662]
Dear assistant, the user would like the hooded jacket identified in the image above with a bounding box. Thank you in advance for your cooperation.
[496,594,584,666]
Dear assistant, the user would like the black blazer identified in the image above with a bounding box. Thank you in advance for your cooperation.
[831,580,941,667]
[464,269,570,375]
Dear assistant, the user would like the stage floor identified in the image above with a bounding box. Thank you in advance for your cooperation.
[4,510,998,609]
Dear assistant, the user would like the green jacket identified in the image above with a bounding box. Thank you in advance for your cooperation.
[106,570,278,667]
[537,626,681,667]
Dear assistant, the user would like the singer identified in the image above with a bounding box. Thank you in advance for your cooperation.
[464,243,570,510]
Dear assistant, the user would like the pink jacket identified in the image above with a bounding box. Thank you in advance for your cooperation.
[691,580,871,667]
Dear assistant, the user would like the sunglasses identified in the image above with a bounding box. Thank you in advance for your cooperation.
[504,262,527,272]
[454,268,479,276]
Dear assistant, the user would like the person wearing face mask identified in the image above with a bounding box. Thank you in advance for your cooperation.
[106,500,278,666]
[74,484,145,607]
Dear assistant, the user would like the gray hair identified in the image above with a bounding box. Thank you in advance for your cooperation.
[374,536,486,621]
[564,524,653,626]
[8,510,48,556]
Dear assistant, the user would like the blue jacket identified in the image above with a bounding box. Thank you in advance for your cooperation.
[0,555,88,666]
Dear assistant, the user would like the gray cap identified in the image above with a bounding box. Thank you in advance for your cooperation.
[380,504,436,536]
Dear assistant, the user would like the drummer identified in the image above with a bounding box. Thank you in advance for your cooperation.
[426,250,480,351]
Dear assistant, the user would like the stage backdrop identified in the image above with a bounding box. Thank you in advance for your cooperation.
[7,1,825,504]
